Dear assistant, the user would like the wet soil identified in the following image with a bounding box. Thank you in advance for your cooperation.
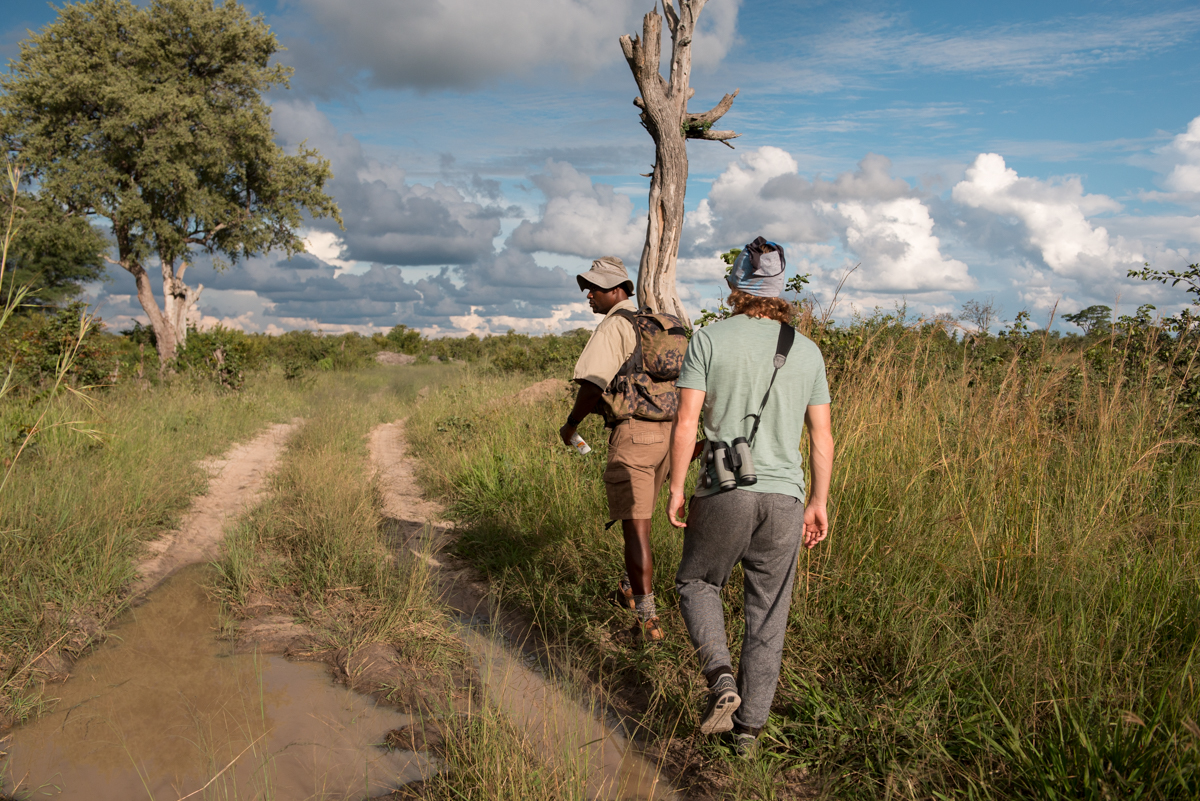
[1,419,459,800]
[368,420,675,801]
[0,565,432,800]
[134,421,301,598]
[6,422,304,708]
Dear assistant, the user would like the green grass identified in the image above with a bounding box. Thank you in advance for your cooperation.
[406,328,1200,799]
[407,709,594,801]
[213,365,616,799]
[0,364,458,726]
[0,371,313,723]
[213,364,465,659]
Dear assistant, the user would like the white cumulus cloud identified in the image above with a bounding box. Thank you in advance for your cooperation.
[1153,115,1200,204]
[685,147,970,293]
[509,160,646,261]
[952,153,1142,283]
[820,197,972,292]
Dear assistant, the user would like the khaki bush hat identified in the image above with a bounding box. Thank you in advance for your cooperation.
[577,256,635,295]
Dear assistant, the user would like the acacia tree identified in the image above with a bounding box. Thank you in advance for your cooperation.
[0,0,341,367]
[620,0,740,322]
[0,188,108,307]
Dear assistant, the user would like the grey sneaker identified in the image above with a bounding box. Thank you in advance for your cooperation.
[732,731,758,759]
[699,673,741,735]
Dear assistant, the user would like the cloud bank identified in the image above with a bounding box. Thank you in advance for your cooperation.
[89,112,1200,337]
[685,147,971,295]
[284,0,742,94]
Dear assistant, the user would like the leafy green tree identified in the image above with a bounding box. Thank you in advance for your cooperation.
[0,0,341,367]
[0,189,107,307]
[1063,304,1112,336]
[385,324,423,355]
[1128,263,1200,308]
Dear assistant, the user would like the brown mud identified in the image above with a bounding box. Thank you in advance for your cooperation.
[1,418,457,800]
[368,420,675,801]
[1,565,431,800]
[5,421,303,711]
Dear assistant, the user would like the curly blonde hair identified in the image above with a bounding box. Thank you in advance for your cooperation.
[728,288,794,325]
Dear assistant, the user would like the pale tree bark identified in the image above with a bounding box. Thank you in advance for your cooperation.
[110,253,203,372]
[160,257,203,353]
[620,0,740,324]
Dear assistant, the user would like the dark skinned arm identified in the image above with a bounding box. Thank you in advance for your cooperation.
[559,380,604,445]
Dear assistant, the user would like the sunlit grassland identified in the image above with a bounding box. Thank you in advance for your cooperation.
[415,709,592,801]
[0,365,454,725]
[407,328,1200,799]
[0,371,306,722]
[214,364,465,654]
[213,365,623,800]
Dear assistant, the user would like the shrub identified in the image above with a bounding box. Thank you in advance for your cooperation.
[0,302,118,391]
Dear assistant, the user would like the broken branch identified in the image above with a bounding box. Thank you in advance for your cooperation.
[686,89,740,126]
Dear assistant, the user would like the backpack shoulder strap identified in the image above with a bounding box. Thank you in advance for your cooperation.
[611,308,643,377]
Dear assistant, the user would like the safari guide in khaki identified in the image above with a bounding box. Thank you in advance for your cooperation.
[559,256,689,644]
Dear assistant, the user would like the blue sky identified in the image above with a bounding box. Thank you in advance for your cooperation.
[5,0,1200,335]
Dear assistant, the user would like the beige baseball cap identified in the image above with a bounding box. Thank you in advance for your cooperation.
[576,256,634,295]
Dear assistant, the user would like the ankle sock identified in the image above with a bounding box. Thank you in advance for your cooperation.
[633,592,657,622]
[620,571,632,594]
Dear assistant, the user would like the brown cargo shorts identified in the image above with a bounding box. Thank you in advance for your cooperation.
[604,418,673,520]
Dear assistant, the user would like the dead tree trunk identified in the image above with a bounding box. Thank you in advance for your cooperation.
[620,0,740,323]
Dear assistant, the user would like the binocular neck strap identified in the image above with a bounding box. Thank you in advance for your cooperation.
[746,322,796,445]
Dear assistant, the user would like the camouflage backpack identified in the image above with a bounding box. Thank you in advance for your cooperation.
[601,308,689,425]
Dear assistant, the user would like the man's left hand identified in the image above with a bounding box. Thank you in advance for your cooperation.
[803,502,829,549]
[668,491,688,528]
[559,423,577,447]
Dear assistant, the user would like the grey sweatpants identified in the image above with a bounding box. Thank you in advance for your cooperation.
[675,490,804,731]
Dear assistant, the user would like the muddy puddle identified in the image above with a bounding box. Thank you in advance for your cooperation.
[0,565,431,800]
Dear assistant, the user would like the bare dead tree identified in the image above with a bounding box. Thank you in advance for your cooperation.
[620,0,739,323]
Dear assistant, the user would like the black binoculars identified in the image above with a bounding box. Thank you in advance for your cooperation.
[700,438,757,492]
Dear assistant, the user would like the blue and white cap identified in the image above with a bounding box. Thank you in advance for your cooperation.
[726,236,786,298]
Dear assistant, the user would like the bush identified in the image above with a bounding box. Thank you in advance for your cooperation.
[385,323,423,354]
[0,302,119,391]
[174,326,258,389]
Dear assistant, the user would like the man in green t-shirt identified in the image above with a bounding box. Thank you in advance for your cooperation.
[667,237,835,757]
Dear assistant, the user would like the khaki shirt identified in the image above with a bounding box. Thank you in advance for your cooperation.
[573,298,638,389]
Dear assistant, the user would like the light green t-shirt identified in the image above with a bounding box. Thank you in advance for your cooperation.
[677,315,831,500]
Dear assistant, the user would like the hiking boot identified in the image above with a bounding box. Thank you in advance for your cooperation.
[699,673,741,735]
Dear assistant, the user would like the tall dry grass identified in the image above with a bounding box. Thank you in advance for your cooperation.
[407,322,1200,799]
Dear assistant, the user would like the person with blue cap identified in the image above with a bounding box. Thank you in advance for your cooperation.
[666,236,835,757]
